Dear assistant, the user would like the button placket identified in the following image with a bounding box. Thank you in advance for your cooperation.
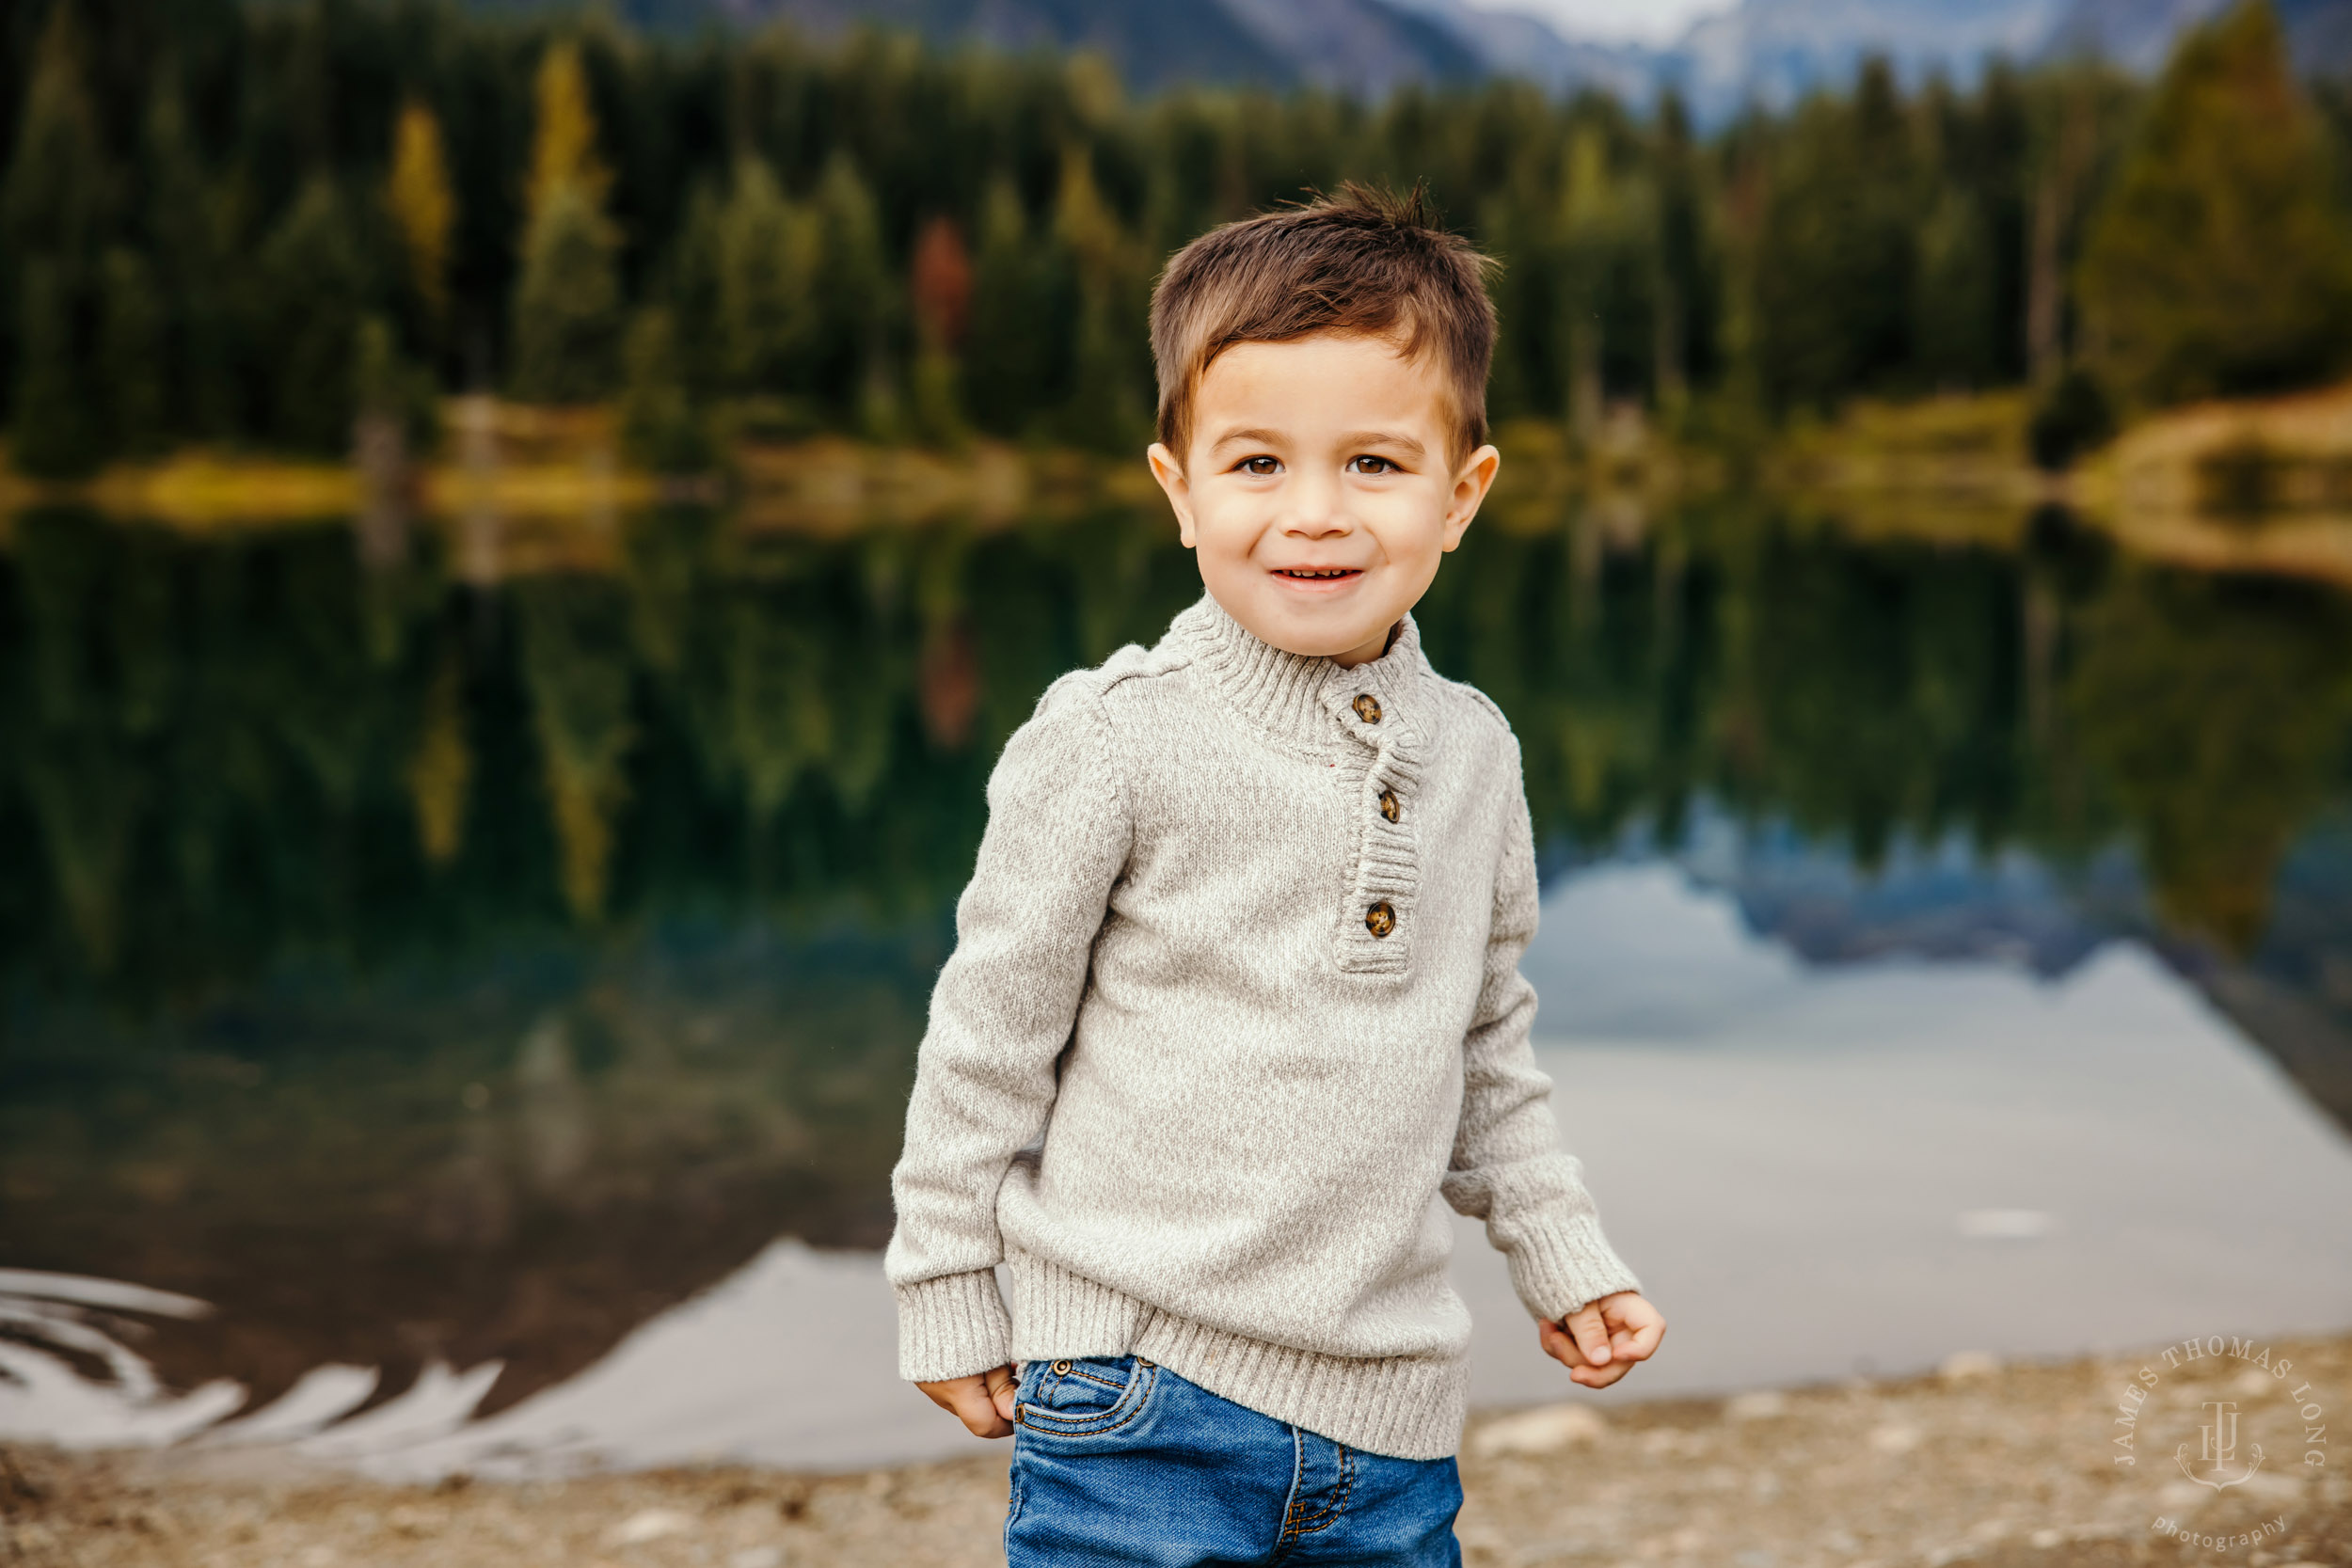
[1326,672,1421,974]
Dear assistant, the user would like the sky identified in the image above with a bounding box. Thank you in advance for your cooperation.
[1469,0,1737,46]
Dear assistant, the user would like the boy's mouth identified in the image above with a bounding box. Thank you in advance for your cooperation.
[1273,567,1363,580]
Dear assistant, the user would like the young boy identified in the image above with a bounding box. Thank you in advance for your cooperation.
[886,183,1665,1565]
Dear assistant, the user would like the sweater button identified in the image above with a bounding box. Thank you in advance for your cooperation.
[1378,788,1400,823]
[1365,901,1396,938]
[1352,693,1382,724]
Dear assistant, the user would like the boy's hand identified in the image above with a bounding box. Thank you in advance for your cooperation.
[917,1365,1020,1438]
[1538,1291,1665,1389]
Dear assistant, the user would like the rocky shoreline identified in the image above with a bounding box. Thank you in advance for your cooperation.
[5,1331,2347,1568]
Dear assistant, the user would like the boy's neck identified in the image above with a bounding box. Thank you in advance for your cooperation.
[1329,618,1403,670]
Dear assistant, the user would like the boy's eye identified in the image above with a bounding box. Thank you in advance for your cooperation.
[1239,455,1280,476]
[1347,455,1396,474]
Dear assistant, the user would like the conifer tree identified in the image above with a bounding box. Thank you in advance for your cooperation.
[99,247,165,453]
[808,152,892,429]
[2076,0,2352,405]
[1913,190,1998,390]
[11,261,100,476]
[514,182,624,403]
[619,306,709,470]
[257,177,369,452]
[1055,146,1146,452]
[717,155,814,395]
[512,40,621,404]
[1750,57,1917,413]
[4,3,111,476]
[963,176,1057,438]
[387,99,456,336]
[144,81,234,441]
[525,41,612,223]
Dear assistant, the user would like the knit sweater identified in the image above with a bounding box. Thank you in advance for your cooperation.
[884,591,1643,1460]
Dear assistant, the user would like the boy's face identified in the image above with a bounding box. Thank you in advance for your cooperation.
[1147,331,1502,668]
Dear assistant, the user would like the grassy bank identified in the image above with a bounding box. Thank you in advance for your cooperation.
[16,384,2352,589]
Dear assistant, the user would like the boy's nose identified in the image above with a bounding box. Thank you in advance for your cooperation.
[1283,474,1353,535]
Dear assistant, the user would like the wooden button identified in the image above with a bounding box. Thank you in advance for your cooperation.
[1365,901,1396,938]
[1352,693,1382,724]
[1378,789,1400,823]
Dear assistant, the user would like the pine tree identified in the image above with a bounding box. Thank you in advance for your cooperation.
[1558,126,1628,440]
[808,152,893,431]
[512,40,621,404]
[386,99,456,334]
[663,181,727,401]
[717,155,815,395]
[1749,57,1918,413]
[2076,0,2352,405]
[257,177,369,452]
[99,247,164,453]
[1054,146,1147,452]
[513,182,624,403]
[5,2,112,476]
[963,176,1058,438]
[1913,190,1999,390]
[144,81,235,441]
[11,261,102,476]
[619,306,710,471]
[525,41,612,223]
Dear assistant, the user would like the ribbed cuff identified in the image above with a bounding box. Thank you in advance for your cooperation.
[895,1269,1014,1382]
[1505,1211,1644,1323]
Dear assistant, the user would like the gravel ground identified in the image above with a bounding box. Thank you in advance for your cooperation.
[5,1331,2346,1568]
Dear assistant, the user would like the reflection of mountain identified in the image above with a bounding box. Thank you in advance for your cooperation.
[1625,814,2352,1138]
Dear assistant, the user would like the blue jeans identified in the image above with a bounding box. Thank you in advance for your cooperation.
[1005,1354,1464,1566]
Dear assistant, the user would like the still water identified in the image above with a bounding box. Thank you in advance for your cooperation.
[4,497,2351,1476]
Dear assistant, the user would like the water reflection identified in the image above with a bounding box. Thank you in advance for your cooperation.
[4,496,2352,1466]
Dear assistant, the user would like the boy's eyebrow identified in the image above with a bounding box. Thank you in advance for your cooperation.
[1208,426,1289,450]
[1207,427,1428,457]
[1338,430,1426,457]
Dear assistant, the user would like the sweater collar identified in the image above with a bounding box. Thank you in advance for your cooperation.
[1168,592,1431,746]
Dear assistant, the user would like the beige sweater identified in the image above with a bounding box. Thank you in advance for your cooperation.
[884,592,1641,1459]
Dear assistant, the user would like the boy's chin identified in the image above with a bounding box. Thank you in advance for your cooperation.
[1228,599,1396,661]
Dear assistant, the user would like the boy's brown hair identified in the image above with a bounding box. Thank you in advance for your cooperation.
[1148,182,1500,467]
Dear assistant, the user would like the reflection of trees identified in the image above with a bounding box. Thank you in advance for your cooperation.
[1717,527,2026,866]
[2066,569,2352,951]
[516,576,639,921]
[8,500,2352,995]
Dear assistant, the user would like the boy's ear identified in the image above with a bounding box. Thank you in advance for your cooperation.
[1147,442,1199,548]
[1442,443,1502,551]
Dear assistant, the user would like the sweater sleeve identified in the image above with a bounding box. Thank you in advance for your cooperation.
[883,673,1131,1381]
[1440,734,1644,1323]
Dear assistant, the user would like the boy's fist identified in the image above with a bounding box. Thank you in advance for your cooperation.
[917,1364,1020,1438]
[1539,1291,1664,1389]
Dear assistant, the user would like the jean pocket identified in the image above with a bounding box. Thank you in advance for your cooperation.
[1015,1355,1156,1437]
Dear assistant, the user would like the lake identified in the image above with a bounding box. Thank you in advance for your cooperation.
[4,493,2351,1477]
